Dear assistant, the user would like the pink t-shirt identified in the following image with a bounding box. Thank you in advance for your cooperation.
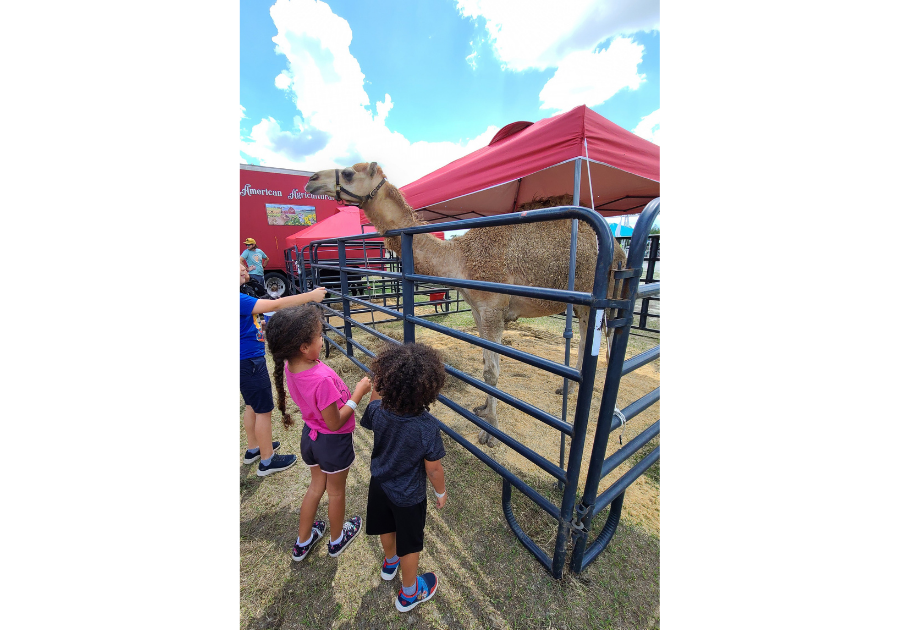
[284,360,354,440]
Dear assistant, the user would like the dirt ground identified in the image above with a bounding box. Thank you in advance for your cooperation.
[327,308,661,538]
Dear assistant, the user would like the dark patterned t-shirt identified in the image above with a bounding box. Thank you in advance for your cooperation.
[360,400,445,507]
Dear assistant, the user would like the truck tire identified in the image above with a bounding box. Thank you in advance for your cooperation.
[263,273,292,298]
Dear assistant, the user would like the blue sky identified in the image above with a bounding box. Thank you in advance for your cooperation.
[240,0,659,187]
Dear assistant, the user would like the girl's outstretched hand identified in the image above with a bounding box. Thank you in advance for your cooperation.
[355,376,371,397]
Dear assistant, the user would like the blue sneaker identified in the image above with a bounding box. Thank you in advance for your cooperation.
[243,441,280,464]
[256,453,297,477]
[327,516,362,557]
[292,520,325,562]
[381,557,400,581]
[395,572,438,613]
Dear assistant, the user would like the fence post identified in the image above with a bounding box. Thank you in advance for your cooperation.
[338,239,354,358]
[401,232,416,343]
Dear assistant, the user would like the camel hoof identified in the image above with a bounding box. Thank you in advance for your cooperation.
[555,384,578,396]
[478,430,498,448]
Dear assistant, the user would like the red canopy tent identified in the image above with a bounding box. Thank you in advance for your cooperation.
[284,206,380,250]
[399,104,659,224]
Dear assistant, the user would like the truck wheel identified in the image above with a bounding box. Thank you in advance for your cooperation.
[263,273,291,298]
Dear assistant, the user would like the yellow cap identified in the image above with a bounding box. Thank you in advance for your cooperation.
[244,238,256,245]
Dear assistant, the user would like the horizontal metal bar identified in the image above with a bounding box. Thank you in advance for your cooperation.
[618,388,660,422]
[409,315,582,382]
[405,272,597,307]
[637,282,660,298]
[320,338,371,375]
[322,312,401,348]
[385,205,607,236]
[436,394,569,483]
[589,446,659,520]
[326,294,403,319]
[435,420,561,518]
[601,421,660,476]
[442,364,574,437]
[622,346,660,375]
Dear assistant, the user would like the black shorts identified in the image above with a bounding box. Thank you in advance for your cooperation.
[239,356,274,414]
[365,479,427,557]
[299,425,355,473]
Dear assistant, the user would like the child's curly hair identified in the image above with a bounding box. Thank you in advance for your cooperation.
[265,304,324,429]
[371,342,446,416]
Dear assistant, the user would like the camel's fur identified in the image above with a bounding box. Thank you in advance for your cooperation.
[306,162,627,447]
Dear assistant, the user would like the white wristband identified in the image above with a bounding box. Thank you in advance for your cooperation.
[345,400,358,411]
[434,489,446,499]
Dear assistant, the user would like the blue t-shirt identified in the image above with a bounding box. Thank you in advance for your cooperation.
[241,248,267,277]
[360,399,446,507]
[240,293,265,360]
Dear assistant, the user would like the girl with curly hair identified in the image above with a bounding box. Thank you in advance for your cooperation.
[360,342,448,613]
[266,304,371,561]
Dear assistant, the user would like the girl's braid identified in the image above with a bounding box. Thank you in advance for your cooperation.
[265,304,324,430]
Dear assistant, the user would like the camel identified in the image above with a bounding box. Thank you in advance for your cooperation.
[306,162,627,447]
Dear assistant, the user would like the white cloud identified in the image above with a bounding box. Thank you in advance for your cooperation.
[239,0,497,187]
[539,37,645,112]
[456,0,659,72]
[632,108,660,145]
[466,42,478,69]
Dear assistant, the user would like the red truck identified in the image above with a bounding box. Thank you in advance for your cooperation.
[240,164,343,296]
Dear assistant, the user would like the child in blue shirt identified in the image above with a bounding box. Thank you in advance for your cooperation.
[240,262,327,476]
[360,342,448,613]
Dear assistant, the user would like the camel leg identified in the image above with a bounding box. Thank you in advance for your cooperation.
[472,307,504,448]
[470,306,488,415]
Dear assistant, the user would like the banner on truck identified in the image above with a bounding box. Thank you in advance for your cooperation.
[265,204,316,226]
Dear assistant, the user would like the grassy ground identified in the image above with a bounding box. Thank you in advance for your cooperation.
[241,293,660,629]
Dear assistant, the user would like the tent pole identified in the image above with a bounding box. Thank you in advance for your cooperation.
[559,158,581,489]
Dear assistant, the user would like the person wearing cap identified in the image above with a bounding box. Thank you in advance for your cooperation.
[241,238,269,288]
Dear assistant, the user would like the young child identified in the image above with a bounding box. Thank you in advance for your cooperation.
[266,304,372,561]
[240,263,327,476]
[360,342,448,613]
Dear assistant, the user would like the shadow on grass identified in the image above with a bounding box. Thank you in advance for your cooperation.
[240,463,267,504]
[241,409,659,629]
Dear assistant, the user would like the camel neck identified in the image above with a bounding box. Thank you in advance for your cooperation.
[363,188,461,279]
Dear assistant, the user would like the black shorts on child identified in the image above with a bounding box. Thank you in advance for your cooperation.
[299,424,355,473]
[239,356,274,414]
[365,478,427,557]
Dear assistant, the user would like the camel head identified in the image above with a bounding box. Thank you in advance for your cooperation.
[306,161,421,235]
[305,162,387,207]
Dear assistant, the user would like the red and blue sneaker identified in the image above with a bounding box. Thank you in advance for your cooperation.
[381,557,400,581]
[395,572,438,613]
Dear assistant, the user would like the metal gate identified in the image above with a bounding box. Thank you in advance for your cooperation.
[297,199,660,578]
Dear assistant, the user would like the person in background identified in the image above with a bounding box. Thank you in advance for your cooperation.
[241,238,269,290]
[240,262,327,476]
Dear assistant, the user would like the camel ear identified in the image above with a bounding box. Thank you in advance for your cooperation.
[368,161,379,177]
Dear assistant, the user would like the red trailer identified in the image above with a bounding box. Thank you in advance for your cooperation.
[240,164,342,296]
[241,163,446,298]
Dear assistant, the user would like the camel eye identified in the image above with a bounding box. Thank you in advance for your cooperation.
[342,169,354,181]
